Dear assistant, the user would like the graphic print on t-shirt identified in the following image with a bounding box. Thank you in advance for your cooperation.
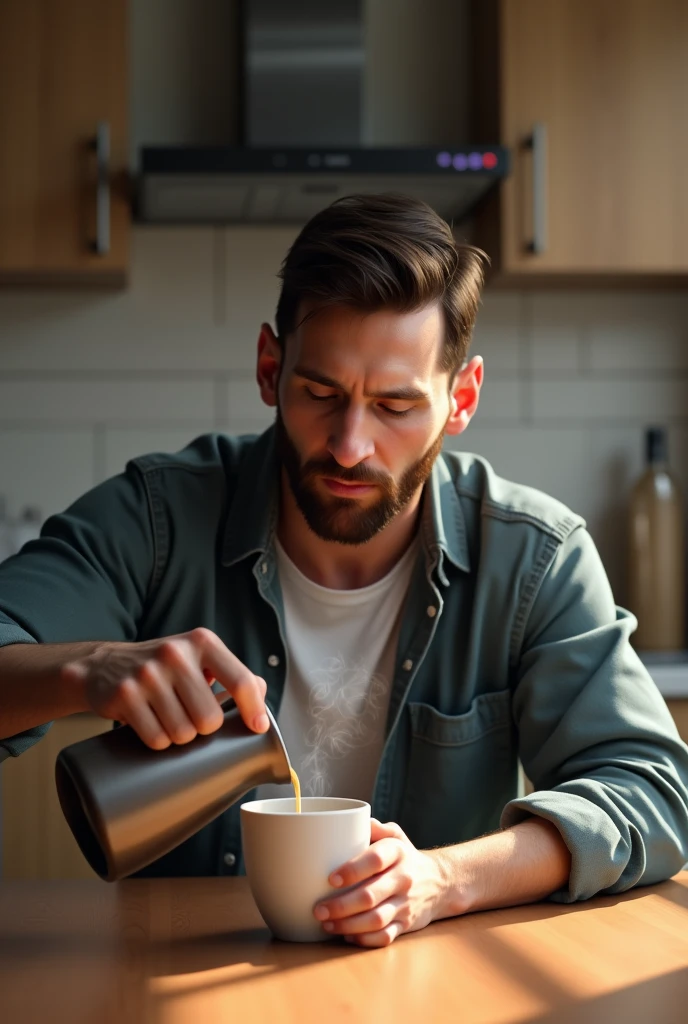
[300,653,389,796]
[253,536,419,805]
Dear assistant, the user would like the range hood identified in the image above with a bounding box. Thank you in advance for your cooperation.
[138,1,508,226]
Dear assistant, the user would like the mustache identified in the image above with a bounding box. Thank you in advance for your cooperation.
[302,456,390,486]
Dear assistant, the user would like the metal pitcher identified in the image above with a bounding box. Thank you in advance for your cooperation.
[55,704,292,881]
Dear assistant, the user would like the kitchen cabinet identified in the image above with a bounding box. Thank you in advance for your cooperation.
[473,0,688,283]
[0,0,129,285]
[1,714,107,879]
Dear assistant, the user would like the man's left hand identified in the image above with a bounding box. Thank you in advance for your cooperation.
[313,819,447,947]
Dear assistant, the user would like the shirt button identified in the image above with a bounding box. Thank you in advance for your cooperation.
[223,851,237,867]
[268,654,280,667]
[426,605,437,618]
[402,659,413,671]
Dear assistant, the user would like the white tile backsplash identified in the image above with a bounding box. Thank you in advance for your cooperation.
[0,429,95,521]
[0,229,226,372]
[532,377,688,423]
[471,292,524,372]
[452,425,590,521]
[0,377,216,425]
[0,226,686,600]
[529,293,582,372]
[535,290,688,330]
[588,324,688,372]
[224,378,275,433]
[222,227,299,370]
[100,426,214,481]
[472,376,524,423]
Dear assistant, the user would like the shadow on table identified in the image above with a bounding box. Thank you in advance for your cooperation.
[140,875,688,996]
[524,966,688,1024]
[434,875,688,1023]
[3,874,686,1021]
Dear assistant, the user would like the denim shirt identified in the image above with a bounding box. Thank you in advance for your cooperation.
[1,426,687,902]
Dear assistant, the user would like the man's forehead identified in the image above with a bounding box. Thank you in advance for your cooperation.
[287,300,445,370]
[294,298,442,330]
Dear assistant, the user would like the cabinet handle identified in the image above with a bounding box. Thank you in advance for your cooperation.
[89,122,110,256]
[524,122,547,254]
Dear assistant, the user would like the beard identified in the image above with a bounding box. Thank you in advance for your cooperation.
[275,408,445,546]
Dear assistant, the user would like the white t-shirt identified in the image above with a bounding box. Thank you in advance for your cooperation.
[255,536,418,804]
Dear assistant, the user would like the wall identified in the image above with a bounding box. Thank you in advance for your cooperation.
[1,0,687,607]
[1,226,688,604]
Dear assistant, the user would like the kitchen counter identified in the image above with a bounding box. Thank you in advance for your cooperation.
[2,873,688,1023]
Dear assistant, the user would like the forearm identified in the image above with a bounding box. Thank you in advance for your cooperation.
[428,817,572,920]
[0,642,95,739]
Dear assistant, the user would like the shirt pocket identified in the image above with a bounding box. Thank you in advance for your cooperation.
[398,689,517,849]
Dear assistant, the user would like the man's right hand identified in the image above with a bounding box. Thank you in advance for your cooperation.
[61,627,268,751]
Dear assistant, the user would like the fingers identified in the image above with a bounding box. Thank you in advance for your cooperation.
[314,825,414,946]
[189,628,269,733]
[156,641,225,736]
[329,836,404,890]
[116,678,173,751]
[211,675,268,708]
[316,866,406,924]
[321,896,405,938]
[139,656,211,743]
[343,920,405,948]
[77,629,271,751]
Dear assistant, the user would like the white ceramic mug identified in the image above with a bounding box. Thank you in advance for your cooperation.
[240,796,371,942]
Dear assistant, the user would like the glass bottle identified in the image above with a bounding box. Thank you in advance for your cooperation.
[628,427,686,650]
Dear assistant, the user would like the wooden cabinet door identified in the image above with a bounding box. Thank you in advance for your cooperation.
[1,715,108,879]
[0,0,128,285]
[477,0,688,280]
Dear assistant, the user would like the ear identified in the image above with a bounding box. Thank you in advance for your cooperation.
[256,323,282,408]
[444,356,484,436]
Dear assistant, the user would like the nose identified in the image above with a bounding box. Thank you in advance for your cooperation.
[327,405,375,469]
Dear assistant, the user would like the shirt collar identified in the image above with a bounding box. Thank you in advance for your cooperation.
[421,452,471,577]
[222,425,280,566]
[222,426,471,576]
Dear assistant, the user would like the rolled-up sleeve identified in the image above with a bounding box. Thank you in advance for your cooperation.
[500,525,688,901]
[0,464,155,759]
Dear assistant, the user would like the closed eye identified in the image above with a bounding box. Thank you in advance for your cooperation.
[304,387,414,417]
[304,387,335,402]
[380,405,412,417]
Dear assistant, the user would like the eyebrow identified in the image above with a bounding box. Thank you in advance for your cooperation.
[293,366,429,402]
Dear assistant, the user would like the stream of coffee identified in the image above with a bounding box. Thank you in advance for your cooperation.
[290,766,301,813]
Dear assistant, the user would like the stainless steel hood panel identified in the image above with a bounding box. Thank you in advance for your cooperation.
[137,2,509,226]
[138,147,509,225]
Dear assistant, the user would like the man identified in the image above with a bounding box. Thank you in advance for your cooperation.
[1,194,687,948]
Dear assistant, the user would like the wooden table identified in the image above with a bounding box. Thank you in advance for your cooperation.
[2,873,688,1024]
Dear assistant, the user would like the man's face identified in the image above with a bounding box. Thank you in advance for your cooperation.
[271,301,456,546]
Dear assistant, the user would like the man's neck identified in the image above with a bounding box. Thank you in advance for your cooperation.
[276,469,422,590]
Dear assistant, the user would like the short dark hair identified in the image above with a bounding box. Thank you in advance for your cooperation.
[275,193,487,373]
